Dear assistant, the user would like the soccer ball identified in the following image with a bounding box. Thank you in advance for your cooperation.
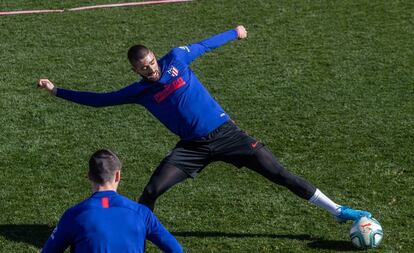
[350,216,383,249]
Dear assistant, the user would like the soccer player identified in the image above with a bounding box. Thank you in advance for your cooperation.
[41,149,183,253]
[38,25,372,223]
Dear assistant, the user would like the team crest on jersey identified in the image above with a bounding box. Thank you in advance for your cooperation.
[167,66,179,77]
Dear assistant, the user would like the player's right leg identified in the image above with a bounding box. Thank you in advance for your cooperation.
[138,162,188,211]
[138,140,210,211]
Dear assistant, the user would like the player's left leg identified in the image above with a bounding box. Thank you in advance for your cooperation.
[242,146,316,199]
[241,146,372,221]
[211,121,371,222]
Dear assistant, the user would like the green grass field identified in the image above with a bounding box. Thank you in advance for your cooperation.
[1,0,413,252]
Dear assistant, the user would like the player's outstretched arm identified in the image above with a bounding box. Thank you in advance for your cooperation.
[37,78,141,107]
[172,25,247,64]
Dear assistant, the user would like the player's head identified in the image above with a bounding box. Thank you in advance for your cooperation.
[128,45,161,82]
[88,149,122,190]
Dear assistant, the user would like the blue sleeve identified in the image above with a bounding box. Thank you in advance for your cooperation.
[171,29,238,64]
[56,82,143,107]
[41,211,74,253]
[145,211,183,253]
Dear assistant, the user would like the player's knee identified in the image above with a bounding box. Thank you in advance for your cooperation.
[142,184,162,200]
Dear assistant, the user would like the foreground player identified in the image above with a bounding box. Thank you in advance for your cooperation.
[42,149,183,253]
[38,25,371,223]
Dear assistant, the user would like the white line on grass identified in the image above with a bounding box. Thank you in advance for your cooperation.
[0,9,64,16]
[0,0,193,16]
[68,0,192,11]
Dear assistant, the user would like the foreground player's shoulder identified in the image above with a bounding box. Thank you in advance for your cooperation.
[57,202,85,226]
[114,194,152,214]
[62,197,96,218]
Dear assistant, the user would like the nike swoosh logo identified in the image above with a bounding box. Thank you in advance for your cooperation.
[250,141,259,148]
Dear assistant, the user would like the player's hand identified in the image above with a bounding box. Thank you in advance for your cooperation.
[37,79,57,95]
[235,25,247,39]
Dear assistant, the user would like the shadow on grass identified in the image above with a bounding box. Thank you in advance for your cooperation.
[172,231,318,241]
[0,225,359,251]
[0,224,53,248]
[173,231,360,251]
[307,239,362,251]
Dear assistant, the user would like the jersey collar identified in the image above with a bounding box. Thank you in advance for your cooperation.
[91,190,118,197]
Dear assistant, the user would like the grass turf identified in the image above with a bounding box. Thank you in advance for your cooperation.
[0,0,413,252]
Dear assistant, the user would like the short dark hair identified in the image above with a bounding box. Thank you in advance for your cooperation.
[88,149,122,185]
[128,44,150,66]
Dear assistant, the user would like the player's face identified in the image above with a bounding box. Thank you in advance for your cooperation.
[133,51,161,82]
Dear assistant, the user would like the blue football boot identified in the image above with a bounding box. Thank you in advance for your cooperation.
[335,206,372,223]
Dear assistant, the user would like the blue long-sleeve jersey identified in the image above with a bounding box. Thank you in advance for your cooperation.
[41,191,183,253]
[56,29,238,140]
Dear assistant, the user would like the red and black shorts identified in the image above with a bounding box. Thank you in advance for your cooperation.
[161,120,265,178]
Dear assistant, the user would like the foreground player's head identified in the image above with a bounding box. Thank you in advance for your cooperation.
[128,45,161,82]
[88,149,122,192]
